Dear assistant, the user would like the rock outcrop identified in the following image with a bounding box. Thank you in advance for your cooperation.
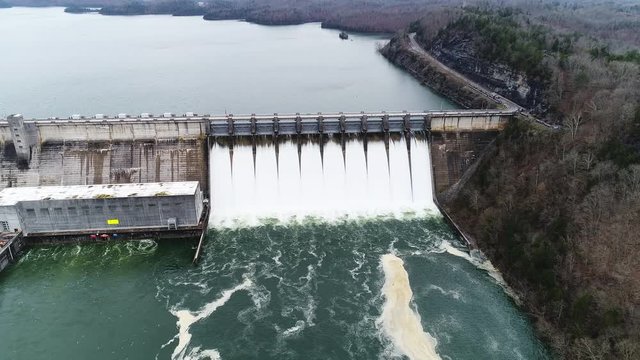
[424,33,548,115]
[380,35,498,110]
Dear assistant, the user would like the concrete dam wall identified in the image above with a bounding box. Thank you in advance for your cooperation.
[0,111,512,197]
[0,117,208,192]
[430,131,498,195]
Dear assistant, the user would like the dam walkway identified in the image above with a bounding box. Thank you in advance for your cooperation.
[207,110,512,136]
[1,108,513,144]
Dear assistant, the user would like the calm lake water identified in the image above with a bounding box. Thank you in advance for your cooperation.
[0,7,450,118]
[0,7,549,360]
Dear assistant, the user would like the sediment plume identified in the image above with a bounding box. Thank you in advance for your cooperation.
[378,253,442,360]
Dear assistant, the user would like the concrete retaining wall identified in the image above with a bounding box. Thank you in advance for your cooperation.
[0,119,207,144]
[0,118,210,192]
[35,121,206,143]
[430,131,498,195]
[430,114,507,132]
[0,139,207,191]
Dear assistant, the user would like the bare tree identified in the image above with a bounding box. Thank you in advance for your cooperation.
[582,150,596,172]
[622,165,640,201]
[468,189,481,214]
[617,339,640,360]
[573,337,608,360]
[580,185,612,236]
[565,110,584,141]
[566,149,580,175]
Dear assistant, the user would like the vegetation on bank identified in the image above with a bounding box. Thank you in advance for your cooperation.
[64,6,99,14]
[590,46,640,65]
[7,0,457,33]
[449,113,640,358]
[98,1,205,16]
[431,11,536,79]
[0,0,11,8]
[7,0,640,37]
[409,3,640,118]
[418,4,640,359]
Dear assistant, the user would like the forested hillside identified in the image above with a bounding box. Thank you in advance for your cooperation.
[417,5,640,359]
[6,0,457,32]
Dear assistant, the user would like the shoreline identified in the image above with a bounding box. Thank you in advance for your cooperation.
[1,5,395,35]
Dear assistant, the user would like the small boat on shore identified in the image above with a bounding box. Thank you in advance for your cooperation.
[339,31,348,40]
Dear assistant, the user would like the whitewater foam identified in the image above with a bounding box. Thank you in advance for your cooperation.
[378,253,442,360]
[169,277,252,360]
[426,284,464,302]
[281,320,306,338]
[184,347,221,360]
[438,242,521,304]
[272,250,282,266]
[209,136,437,228]
[349,250,366,280]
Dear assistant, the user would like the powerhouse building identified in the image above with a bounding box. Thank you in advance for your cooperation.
[0,182,204,236]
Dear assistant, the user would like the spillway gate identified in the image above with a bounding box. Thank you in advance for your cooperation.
[207,110,512,137]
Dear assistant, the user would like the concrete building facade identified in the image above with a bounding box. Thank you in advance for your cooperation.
[0,182,204,236]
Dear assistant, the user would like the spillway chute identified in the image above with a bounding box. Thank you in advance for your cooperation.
[209,134,436,227]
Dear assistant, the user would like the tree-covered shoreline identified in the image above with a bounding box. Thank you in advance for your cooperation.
[407,5,640,359]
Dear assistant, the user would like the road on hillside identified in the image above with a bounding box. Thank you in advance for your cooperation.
[407,34,558,128]
[407,33,521,112]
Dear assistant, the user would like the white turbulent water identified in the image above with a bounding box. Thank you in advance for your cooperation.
[206,135,446,359]
[437,242,522,304]
[155,135,543,360]
[170,277,253,360]
[209,135,437,227]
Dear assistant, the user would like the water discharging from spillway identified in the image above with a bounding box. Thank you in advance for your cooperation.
[207,134,444,359]
[209,134,437,227]
[200,135,549,360]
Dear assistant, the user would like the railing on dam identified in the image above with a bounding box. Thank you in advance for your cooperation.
[207,110,513,137]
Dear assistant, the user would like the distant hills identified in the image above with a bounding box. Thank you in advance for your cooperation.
[4,0,451,33]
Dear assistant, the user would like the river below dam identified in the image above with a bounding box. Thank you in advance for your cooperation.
[0,7,549,360]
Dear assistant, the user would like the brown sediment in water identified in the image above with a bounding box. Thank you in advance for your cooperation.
[379,253,442,360]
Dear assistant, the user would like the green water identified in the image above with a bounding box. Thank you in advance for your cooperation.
[0,217,549,359]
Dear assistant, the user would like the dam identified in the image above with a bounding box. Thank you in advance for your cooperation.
[0,108,511,270]
[0,109,511,191]
[0,109,509,260]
